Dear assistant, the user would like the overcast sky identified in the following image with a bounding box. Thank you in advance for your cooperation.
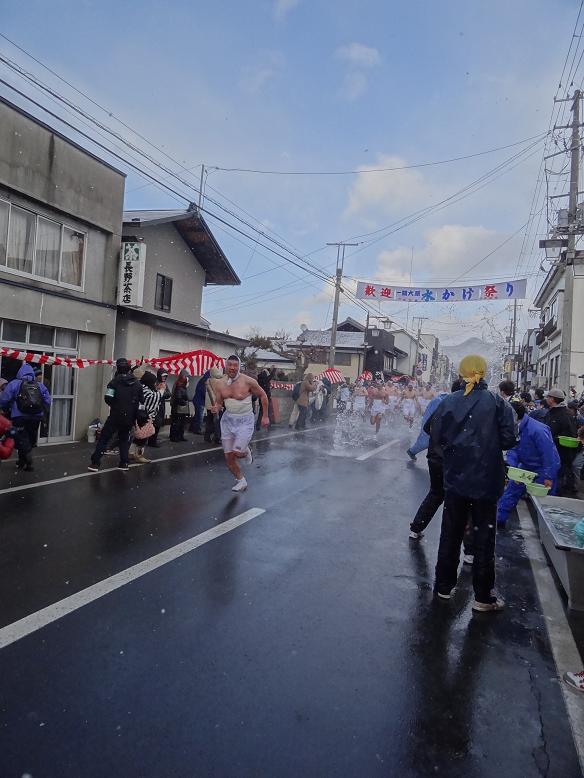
[2,0,581,345]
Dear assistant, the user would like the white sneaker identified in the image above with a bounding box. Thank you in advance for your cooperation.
[244,447,253,465]
[463,554,474,565]
[232,477,248,492]
[409,530,424,540]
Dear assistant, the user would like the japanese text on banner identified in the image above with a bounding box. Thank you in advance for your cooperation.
[355,279,527,302]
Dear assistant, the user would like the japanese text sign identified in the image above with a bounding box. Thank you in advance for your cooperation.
[355,278,527,302]
[118,242,146,307]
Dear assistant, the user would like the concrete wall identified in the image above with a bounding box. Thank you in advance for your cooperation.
[0,99,124,235]
[122,222,205,326]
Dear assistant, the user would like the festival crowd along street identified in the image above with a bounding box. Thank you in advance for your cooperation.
[4,1,584,774]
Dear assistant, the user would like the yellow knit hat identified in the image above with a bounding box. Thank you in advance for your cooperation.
[458,354,487,396]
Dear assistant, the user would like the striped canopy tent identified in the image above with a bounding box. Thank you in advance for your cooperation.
[315,367,345,384]
[0,346,225,376]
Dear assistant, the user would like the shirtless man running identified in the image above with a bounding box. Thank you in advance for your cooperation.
[211,355,269,492]
[368,378,387,435]
[401,383,418,428]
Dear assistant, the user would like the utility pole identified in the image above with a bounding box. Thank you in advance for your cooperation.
[412,316,428,380]
[559,89,581,392]
[198,163,205,210]
[326,242,358,368]
[511,299,517,384]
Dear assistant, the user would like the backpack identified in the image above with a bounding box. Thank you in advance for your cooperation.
[292,382,301,401]
[16,378,44,414]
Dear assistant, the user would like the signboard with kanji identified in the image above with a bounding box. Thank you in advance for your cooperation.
[118,242,146,307]
[355,278,527,302]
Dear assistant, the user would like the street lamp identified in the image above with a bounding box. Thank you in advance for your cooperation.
[539,238,568,260]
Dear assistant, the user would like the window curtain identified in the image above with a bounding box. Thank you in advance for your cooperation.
[0,200,8,265]
[7,206,35,274]
[36,218,61,280]
[60,227,84,286]
[48,398,73,438]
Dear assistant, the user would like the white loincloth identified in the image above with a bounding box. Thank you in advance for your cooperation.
[220,411,255,453]
[402,399,416,418]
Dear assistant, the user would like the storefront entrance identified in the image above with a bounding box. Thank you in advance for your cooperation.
[0,319,78,444]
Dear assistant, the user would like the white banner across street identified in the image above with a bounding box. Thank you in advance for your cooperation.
[355,278,527,302]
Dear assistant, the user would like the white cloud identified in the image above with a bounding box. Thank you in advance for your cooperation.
[336,42,381,101]
[240,51,284,94]
[374,224,519,283]
[342,72,368,101]
[336,43,381,68]
[345,154,432,217]
[273,0,301,21]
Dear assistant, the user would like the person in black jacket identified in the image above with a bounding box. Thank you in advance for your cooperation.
[409,381,474,562]
[256,366,276,430]
[545,387,578,495]
[169,371,190,442]
[431,355,516,612]
[88,358,146,471]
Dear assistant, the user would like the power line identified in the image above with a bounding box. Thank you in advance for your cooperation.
[207,133,547,176]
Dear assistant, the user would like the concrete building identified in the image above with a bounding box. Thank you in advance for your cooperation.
[0,97,124,443]
[241,348,296,377]
[517,328,540,391]
[117,209,245,371]
[533,262,584,392]
[288,318,405,381]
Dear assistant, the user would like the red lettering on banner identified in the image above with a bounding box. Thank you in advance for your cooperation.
[364,285,377,297]
[380,287,392,298]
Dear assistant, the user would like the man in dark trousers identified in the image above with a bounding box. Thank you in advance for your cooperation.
[430,355,516,612]
[545,387,578,495]
[409,381,469,543]
[0,363,52,471]
[256,366,276,429]
[88,358,145,472]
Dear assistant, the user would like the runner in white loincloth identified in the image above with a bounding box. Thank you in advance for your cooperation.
[211,355,269,492]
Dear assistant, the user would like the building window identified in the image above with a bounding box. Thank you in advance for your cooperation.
[36,217,61,281]
[7,205,35,274]
[334,352,352,366]
[155,273,173,312]
[0,199,8,265]
[0,198,86,288]
[60,227,84,287]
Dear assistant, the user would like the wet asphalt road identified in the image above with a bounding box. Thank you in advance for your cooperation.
[0,419,581,777]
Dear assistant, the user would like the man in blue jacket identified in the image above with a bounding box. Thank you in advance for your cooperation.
[430,355,516,612]
[406,390,449,462]
[497,400,560,528]
[190,370,210,435]
[0,363,52,471]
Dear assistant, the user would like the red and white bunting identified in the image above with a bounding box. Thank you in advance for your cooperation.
[0,346,225,375]
[270,381,294,390]
[358,370,373,381]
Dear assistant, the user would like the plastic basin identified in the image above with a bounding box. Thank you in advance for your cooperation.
[526,482,550,497]
[507,466,537,484]
[559,436,579,448]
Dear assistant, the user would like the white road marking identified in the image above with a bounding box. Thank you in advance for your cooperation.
[517,502,584,774]
[0,508,266,650]
[356,438,400,461]
[0,427,321,496]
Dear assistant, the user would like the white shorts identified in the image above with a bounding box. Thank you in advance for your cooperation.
[402,399,416,417]
[371,400,386,416]
[353,396,366,411]
[387,397,398,411]
[419,398,430,413]
[220,412,255,453]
